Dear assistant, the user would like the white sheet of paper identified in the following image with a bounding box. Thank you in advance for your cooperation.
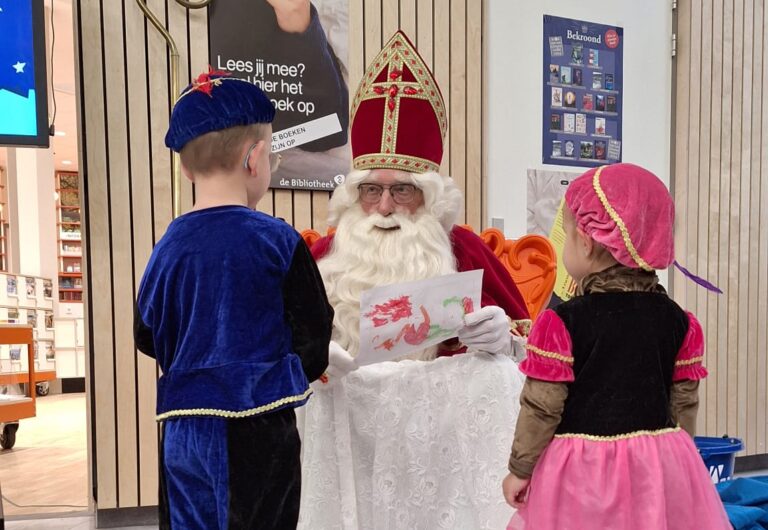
[356,270,484,365]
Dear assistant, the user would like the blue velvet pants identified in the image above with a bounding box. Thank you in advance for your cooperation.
[159,407,301,529]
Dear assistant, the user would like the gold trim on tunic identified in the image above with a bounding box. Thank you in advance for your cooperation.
[554,426,681,442]
[155,389,312,422]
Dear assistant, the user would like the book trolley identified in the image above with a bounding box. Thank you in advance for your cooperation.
[0,325,36,448]
[0,325,36,529]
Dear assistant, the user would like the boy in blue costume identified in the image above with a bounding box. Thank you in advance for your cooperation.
[134,67,333,530]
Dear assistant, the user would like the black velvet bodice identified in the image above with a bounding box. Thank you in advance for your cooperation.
[554,292,690,436]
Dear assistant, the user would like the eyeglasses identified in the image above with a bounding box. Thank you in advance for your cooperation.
[243,143,282,173]
[357,183,419,205]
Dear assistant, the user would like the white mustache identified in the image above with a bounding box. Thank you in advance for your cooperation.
[372,217,401,229]
[365,212,418,231]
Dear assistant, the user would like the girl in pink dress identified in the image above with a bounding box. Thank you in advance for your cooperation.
[502,163,730,530]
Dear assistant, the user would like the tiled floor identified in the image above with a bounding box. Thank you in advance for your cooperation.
[3,514,156,529]
[0,394,88,517]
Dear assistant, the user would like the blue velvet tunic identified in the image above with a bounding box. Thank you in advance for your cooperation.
[135,205,331,420]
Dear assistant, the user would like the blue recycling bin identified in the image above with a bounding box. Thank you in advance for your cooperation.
[694,436,743,483]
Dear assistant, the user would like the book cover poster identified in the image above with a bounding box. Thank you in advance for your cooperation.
[573,68,583,86]
[551,113,562,130]
[564,140,575,157]
[595,117,606,135]
[575,113,587,134]
[552,141,562,157]
[551,86,563,107]
[595,140,607,160]
[564,90,577,108]
[564,113,575,133]
[209,0,350,191]
[592,72,603,90]
[543,15,623,167]
[596,94,606,111]
[549,64,560,83]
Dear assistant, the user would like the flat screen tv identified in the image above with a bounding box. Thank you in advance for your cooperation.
[0,0,49,148]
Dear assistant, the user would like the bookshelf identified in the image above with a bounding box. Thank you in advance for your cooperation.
[56,172,82,303]
[0,167,8,272]
[0,273,56,390]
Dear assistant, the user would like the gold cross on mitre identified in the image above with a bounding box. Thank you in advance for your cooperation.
[350,31,447,167]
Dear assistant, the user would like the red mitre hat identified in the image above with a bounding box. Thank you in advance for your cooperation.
[350,31,447,173]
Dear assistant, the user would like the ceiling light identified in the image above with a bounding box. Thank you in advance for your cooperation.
[62,160,72,165]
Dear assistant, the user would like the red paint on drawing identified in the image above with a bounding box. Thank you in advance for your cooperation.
[462,297,474,314]
[373,305,432,350]
[400,305,431,345]
[375,338,397,351]
[364,296,413,327]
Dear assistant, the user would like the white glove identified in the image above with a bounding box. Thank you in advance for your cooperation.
[458,305,512,355]
[510,334,528,363]
[320,341,358,387]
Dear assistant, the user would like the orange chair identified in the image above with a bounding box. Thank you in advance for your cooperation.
[301,228,324,249]
[460,227,556,321]
[301,227,556,321]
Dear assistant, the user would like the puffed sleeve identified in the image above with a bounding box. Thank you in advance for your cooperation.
[673,312,709,382]
[518,309,575,383]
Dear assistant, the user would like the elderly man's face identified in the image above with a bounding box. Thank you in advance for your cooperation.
[358,169,425,216]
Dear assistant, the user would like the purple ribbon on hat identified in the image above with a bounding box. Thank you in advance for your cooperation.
[673,261,723,294]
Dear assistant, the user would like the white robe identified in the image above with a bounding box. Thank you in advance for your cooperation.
[298,352,525,530]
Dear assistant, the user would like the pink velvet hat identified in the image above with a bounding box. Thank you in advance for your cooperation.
[565,163,721,292]
[565,163,673,270]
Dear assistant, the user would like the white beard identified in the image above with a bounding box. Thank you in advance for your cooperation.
[318,204,457,361]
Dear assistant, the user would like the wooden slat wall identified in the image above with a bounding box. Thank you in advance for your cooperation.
[673,0,767,456]
[76,0,485,510]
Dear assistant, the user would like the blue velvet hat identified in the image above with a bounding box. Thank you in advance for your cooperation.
[165,67,276,152]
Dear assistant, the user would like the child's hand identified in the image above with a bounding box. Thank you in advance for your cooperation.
[502,473,530,509]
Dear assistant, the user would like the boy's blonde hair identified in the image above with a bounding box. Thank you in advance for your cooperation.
[180,123,270,175]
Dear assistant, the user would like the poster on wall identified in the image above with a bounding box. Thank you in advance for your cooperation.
[527,169,580,305]
[543,15,623,168]
[209,0,350,191]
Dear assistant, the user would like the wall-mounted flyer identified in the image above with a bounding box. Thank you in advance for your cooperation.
[543,15,623,168]
[209,0,350,191]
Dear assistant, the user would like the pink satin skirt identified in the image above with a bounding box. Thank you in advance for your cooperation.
[507,429,730,530]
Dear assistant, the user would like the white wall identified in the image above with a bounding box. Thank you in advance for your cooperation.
[486,0,674,237]
[6,148,58,279]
